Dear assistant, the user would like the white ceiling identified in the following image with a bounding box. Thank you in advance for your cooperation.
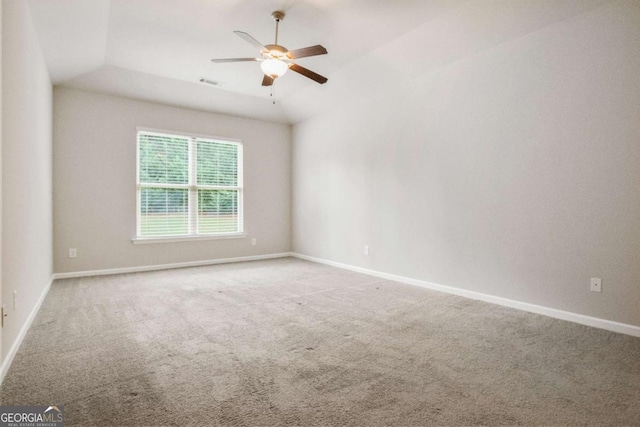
[27,0,611,124]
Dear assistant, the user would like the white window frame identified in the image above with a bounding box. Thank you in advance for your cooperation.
[133,127,245,244]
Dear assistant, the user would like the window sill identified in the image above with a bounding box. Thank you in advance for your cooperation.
[132,232,247,245]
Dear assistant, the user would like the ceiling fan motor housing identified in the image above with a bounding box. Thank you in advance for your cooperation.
[264,44,288,59]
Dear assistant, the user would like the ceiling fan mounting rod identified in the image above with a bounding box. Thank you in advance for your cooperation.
[272,11,285,45]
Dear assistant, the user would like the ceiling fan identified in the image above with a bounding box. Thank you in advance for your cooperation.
[211,11,328,87]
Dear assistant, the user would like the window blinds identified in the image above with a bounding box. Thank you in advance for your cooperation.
[196,139,240,234]
[137,131,242,238]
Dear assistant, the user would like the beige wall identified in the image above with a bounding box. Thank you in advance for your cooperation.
[53,88,291,273]
[2,0,53,359]
[292,1,640,327]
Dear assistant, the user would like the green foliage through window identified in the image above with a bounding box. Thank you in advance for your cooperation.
[137,131,242,237]
[139,134,188,184]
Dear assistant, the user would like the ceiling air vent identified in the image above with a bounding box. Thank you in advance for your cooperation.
[199,78,222,87]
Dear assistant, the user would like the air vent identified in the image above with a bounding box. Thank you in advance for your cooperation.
[199,77,222,86]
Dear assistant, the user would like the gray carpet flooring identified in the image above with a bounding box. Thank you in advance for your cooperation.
[1,257,639,426]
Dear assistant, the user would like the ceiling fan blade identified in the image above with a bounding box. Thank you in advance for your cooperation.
[286,45,328,60]
[234,31,267,52]
[262,75,274,87]
[211,58,259,63]
[289,63,328,84]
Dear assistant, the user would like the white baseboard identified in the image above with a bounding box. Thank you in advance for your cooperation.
[52,252,293,280]
[291,252,640,338]
[4,251,635,387]
[0,276,54,385]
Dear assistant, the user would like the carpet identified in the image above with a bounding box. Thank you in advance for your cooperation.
[1,257,639,426]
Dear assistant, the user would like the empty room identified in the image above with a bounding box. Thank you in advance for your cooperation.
[1,0,639,425]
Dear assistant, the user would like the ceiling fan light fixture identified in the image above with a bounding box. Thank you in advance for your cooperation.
[260,58,288,79]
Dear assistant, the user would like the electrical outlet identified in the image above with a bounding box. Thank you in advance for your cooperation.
[251,238,257,246]
[69,248,77,258]
[13,290,17,310]
[364,245,370,256]
[590,277,602,293]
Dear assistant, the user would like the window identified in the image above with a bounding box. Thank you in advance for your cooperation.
[136,129,243,240]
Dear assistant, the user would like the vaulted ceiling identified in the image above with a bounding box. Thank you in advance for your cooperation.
[27,0,611,124]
